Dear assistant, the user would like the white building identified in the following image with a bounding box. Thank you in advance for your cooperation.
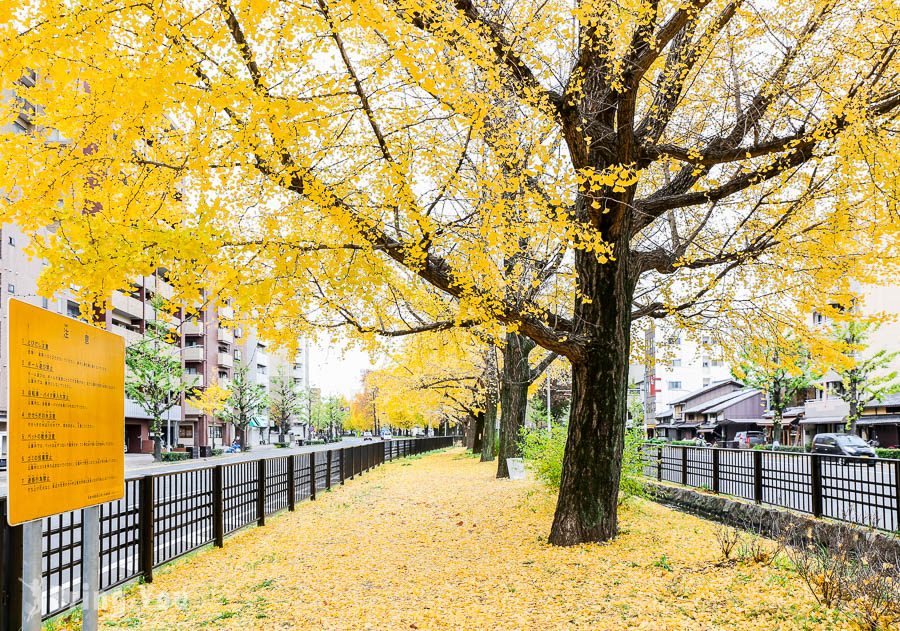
[631,323,732,435]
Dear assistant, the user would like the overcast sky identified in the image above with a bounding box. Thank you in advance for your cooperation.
[308,341,379,399]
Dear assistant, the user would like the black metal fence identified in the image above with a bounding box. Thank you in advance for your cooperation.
[0,437,455,629]
[643,445,900,532]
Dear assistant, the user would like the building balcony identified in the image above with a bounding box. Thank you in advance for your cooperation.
[111,291,144,318]
[108,323,143,347]
[217,352,234,368]
[804,398,850,419]
[183,321,205,336]
[184,345,204,362]
[144,275,174,300]
[217,328,234,344]
[184,373,204,388]
[218,305,234,320]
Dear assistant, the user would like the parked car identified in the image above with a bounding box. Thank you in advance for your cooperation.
[380,429,393,441]
[812,433,877,463]
[735,431,766,449]
[362,431,374,441]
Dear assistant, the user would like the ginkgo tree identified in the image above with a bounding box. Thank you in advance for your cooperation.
[2,0,899,545]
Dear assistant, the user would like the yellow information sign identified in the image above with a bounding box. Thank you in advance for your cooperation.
[7,299,125,525]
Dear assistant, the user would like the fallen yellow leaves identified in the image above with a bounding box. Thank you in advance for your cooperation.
[87,450,843,630]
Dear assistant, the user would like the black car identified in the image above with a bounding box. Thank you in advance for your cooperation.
[812,433,877,463]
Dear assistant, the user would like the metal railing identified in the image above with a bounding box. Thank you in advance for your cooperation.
[0,436,456,629]
[643,445,900,532]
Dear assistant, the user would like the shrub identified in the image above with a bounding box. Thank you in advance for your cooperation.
[670,440,698,446]
[715,524,742,561]
[211,448,223,456]
[753,444,806,452]
[307,439,326,445]
[779,520,900,629]
[520,426,645,503]
[619,427,647,503]
[520,425,566,489]
[161,452,190,462]
[274,442,290,448]
[875,448,900,460]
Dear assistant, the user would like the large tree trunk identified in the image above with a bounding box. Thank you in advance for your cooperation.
[471,412,485,453]
[480,394,497,462]
[497,332,535,477]
[549,246,634,546]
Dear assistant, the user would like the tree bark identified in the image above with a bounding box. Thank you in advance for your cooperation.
[472,412,485,453]
[480,394,497,462]
[497,332,535,477]
[549,245,635,545]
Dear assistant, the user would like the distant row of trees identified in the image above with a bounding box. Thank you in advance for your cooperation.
[735,320,899,443]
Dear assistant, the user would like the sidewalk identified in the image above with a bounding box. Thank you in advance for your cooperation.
[86,449,831,630]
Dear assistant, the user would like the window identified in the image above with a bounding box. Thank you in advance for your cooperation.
[712,359,724,367]
[234,349,242,361]
[702,359,710,368]
[668,381,682,390]
[813,311,825,325]
[218,371,228,379]
[185,366,199,375]
[666,335,681,345]
[208,426,223,438]
[256,342,266,352]
[67,301,80,319]
[671,359,682,367]
[257,363,267,375]
[7,235,15,246]
[179,425,193,438]
[703,378,711,387]
[6,284,14,295]
[41,297,48,309]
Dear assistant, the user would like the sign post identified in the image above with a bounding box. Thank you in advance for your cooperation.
[7,299,125,630]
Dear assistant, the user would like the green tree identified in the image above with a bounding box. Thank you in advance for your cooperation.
[269,369,308,444]
[221,362,268,449]
[125,305,196,461]
[733,335,815,446]
[831,321,900,434]
[311,395,348,440]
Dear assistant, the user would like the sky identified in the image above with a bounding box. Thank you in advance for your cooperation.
[308,341,379,398]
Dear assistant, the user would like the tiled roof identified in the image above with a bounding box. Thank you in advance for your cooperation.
[667,379,744,406]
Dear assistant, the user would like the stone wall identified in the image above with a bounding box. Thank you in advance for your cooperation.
[646,480,900,556]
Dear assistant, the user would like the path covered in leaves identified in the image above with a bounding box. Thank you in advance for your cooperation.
[93,449,840,630]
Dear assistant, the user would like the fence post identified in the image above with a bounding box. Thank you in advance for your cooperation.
[656,447,662,481]
[326,450,332,491]
[711,448,720,493]
[753,449,763,504]
[310,451,317,500]
[212,465,225,547]
[139,475,155,583]
[257,458,267,527]
[811,454,823,518]
[894,460,900,532]
[2,498,24,631]
[681,447,688,485]
[287,455,296,511]
[340,449,346,485]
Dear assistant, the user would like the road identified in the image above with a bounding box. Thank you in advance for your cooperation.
[646,447,899,531]
[0,436,374,498]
